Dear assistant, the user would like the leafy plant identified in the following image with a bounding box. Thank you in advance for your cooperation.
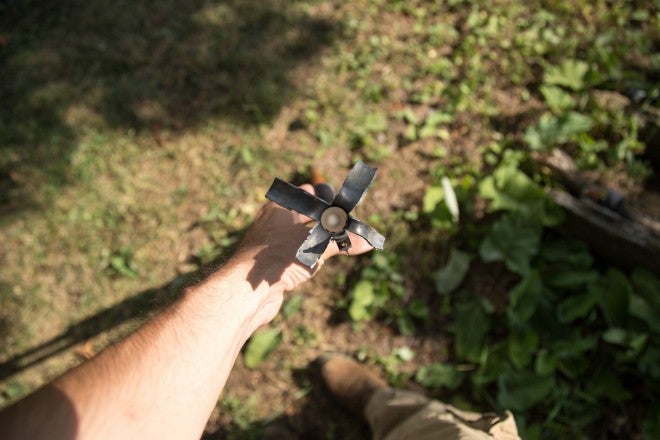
[479,213,542,275]
[345,251,419,333]
[244,328,282,369]
[478,152,562,226]
[108,248,139,278]
[423,177,461,230]
[497,370,555,412]
[414,127,660,438]
[539,85,575,115]
[543,59,590,91]
[447,229,660,438]
[348,279,376,322]
[454,297,491,363]
[432,247,470,295]
[524,112,594,151]
[416,363,463,390]
[282,295,304,319]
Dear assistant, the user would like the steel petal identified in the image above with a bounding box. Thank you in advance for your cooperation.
[296,223,332,267]
[332,161,377,212]
[266,178,330,221]
[346,217,385,250]
[313,182,336,204]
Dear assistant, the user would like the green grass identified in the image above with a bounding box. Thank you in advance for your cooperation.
[1,0,658,438]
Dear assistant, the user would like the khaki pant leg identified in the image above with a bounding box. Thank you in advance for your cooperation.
[364,388,520,440]
[364,388,431,440]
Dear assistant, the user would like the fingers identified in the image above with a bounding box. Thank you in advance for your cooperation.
[299,183,315,193]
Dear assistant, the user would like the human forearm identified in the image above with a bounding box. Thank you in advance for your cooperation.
[1,260,274,439]
[0,183,373,439]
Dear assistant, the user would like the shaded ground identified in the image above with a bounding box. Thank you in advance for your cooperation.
[0,0,337,218]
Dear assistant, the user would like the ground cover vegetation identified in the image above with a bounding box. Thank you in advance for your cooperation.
[1,0,658,438]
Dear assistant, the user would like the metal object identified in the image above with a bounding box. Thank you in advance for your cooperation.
[265,161,386,268]
[320,207,348,233]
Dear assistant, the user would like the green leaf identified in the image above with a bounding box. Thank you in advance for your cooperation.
[479,162,562,227]
[478,165,546,219]
[397,314,416,336]
[479,214,542,275]
[420,111,452,138]
[546,269,599,290]
[455,298,491,362]
[423,186,444,214]
[558,357,588,379]
[507,270,543,325]
[497,370,555,412]
[631,9,649,21]
[396,107,419,125]
[348,280,375,321]
[524,112,593,150]
[602,328,648,358]
[538,240,593,268]
[598,269,632,327]
[602,327,628,345]
[393,346,416,362]
[630,294,660,334]
[423,179,460,224]
[631,268,660,311]
[282,295,304,319]
[534,350,557,376]
[524,114,560,150]
[627,333,649,358]
[363,112,388,132]
[240,148,254,165]
[585,370,632,403]
[473,343,510,386]
[110,252,138,278]
[416,363,463,389]
[2,380,27,401]
[441,177,459,222]
[432,248,471,295]
[557,290,599,323]
[638,345,660,380]
[543,59,590,91]
[408,299,430,324]
[405,124,418,141]
[425,111,453,127]
[508,330,539,369]
[244,328,282,368]
[643,404,660,440]
[551,334,599,358]
[540,84,575,114]
[558,112,594,138]
[423,185,455,229]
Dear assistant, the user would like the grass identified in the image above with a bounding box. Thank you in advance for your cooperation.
[1,0,658,438]
[1,0,338,398]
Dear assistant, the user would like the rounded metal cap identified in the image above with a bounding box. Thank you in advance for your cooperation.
[320,206,348,233]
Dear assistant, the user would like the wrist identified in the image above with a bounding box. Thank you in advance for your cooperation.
[187,259,285,335]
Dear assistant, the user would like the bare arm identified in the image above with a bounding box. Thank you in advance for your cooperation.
[0,184,372,439]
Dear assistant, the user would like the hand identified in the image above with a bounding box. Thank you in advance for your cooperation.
[231,184,373,325]
[237,183,374,289]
